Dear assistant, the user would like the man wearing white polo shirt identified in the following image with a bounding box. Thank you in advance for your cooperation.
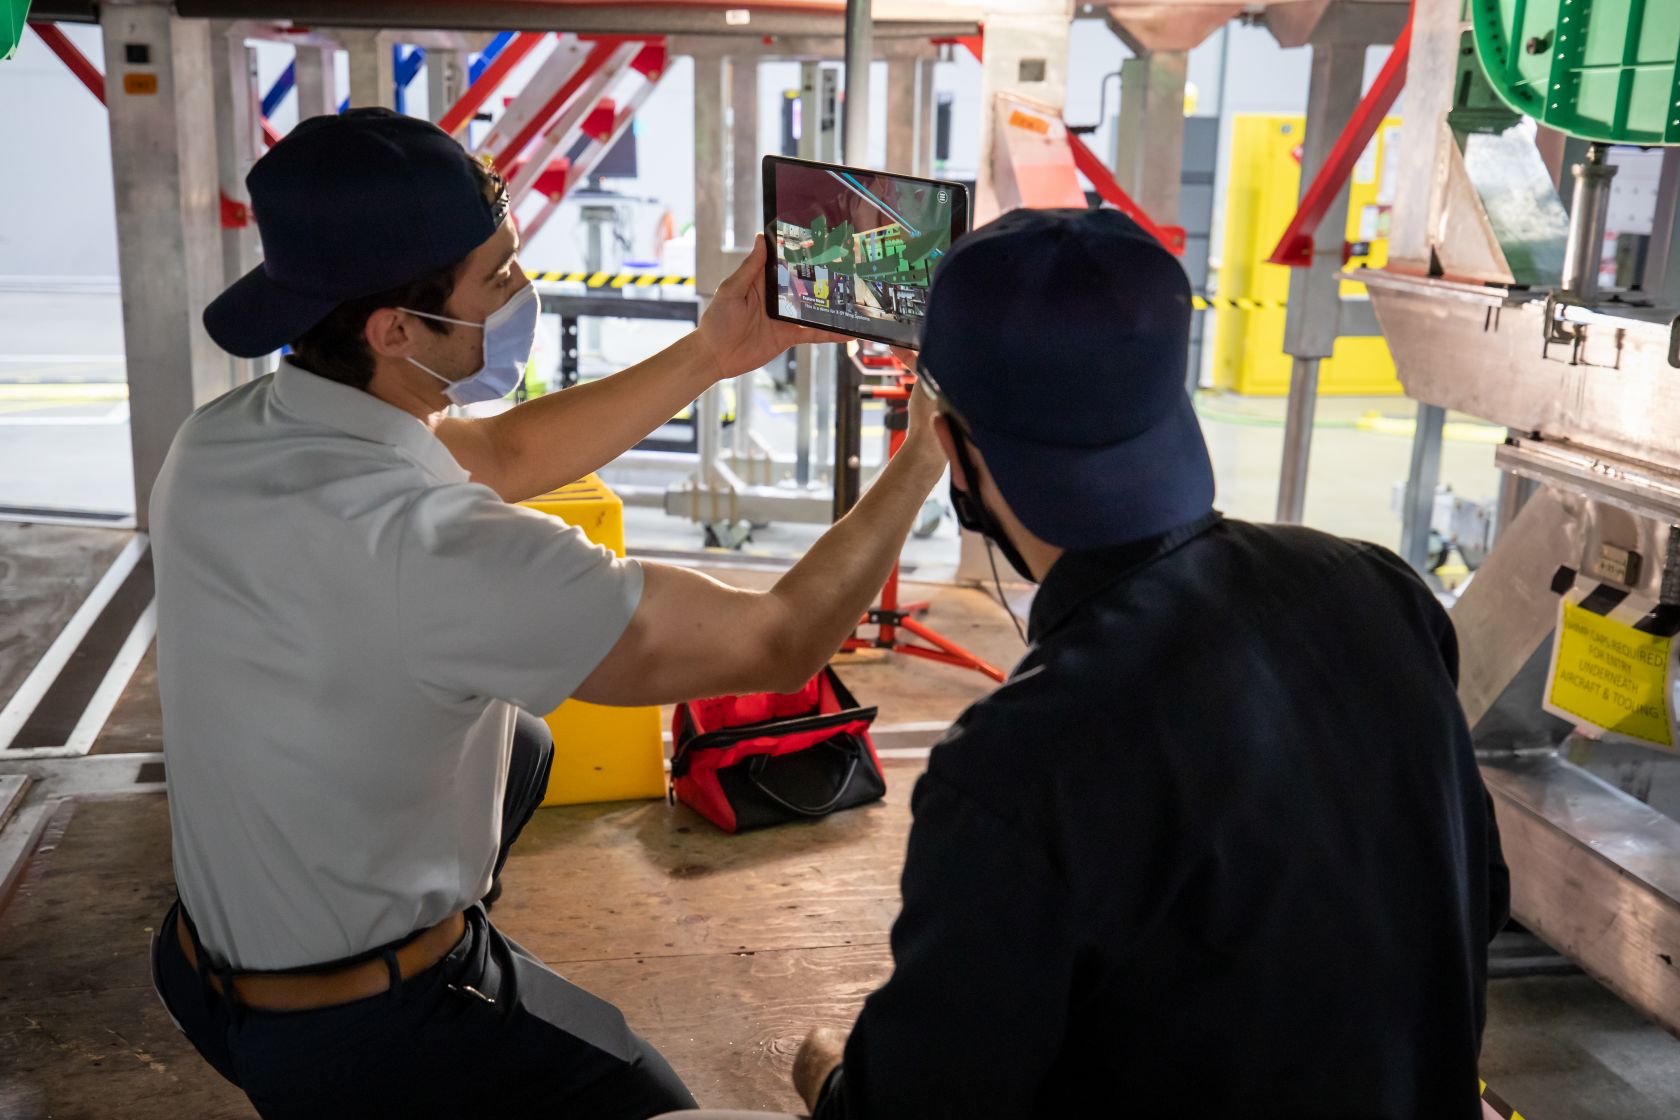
[147,109,946,1119]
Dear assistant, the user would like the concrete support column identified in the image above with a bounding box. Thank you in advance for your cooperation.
[102,3,230,526]
[341,28,392,109]
[1112,50,1186,225]
[293,43,337,120]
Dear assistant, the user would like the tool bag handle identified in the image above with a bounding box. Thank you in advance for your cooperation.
[745,737,863,817]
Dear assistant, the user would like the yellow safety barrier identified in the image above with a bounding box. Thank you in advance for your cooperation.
[526,270,696,288]
[520,475,667,806]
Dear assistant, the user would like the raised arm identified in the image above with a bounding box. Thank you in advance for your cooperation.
[571,380,946,706]
[435,236,839,503]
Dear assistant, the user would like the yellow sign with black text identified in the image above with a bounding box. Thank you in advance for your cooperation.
[1544,598,1675,750]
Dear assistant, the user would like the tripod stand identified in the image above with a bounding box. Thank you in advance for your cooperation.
[838,371,1006,684]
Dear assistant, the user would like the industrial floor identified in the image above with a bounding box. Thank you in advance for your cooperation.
[3,527,1680,1118]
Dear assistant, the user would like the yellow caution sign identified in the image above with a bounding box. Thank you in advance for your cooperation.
[1544,596,1675,749]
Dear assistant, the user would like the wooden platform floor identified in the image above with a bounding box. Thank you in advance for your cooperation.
[0,523,132,715]
[0,761,927,1119]
[5,552,1680,1118]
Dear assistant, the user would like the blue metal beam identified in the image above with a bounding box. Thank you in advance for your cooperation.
[262,60,295,118]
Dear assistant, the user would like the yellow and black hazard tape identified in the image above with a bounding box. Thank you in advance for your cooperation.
[1480,1080,1526,1120]
[526,270,696,289]
[1191,295,1289,311]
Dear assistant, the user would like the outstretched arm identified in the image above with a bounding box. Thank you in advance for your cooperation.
[437,236,839,503]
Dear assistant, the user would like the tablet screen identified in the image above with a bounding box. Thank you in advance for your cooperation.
[764,156,968,348]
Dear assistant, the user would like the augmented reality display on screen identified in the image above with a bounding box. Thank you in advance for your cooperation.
[766,158,965,347]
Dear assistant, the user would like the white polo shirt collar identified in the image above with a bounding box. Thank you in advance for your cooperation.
[272,357,469,485]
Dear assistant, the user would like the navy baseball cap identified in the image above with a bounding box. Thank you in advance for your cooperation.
[919,207,1213,550]
[204,108,508,358]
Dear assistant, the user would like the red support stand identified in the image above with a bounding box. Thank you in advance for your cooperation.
[436,29,545,137]
[839,372,1008,685]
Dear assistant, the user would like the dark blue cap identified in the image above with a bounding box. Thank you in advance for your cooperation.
[919,207,1213,550]
[203,108,507,359]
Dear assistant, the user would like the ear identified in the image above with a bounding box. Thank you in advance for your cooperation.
[931,414,966,492]
[364,307,414,360]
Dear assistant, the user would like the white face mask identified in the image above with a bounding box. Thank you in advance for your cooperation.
[402,283,539,405]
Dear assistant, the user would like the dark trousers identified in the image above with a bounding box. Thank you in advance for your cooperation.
[151,711,697,1119]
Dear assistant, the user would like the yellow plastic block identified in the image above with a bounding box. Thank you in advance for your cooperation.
[520,475,666,806]
[1211,114,1403,396]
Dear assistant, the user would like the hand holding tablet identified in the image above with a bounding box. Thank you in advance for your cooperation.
[762,155,971,348]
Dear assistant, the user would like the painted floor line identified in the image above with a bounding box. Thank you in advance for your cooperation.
[0,535,148,751]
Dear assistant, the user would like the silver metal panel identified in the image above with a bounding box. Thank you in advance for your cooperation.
[1449,484,1587,728]
[1461,127,1569,289]
[1483,751,1680,1038]
[1644,150,1680,303]
[1363,271,1680,469]
[102,4,231,528]
[1429,122,1516,286]
[1398,403,1445,572]
[1497,439,1680,526]
[1387,0,1465,273]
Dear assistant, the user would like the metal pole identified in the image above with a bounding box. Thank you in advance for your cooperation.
[842,0,871,165]
[1398,402,1446,573]
[835,0,871,519]
[1275,42,1364,525]
[102,3,230,526]
[426,48,468,124]
[1561,142,1617,303]
[1276,358,1320,524]
[885,57,916,174]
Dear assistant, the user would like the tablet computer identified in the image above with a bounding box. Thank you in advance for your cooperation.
[763,155,970,348]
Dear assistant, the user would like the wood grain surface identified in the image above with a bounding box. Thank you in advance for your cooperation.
[0,755,931,1117]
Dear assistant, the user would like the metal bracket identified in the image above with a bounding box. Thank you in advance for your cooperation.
[1541,290,1586,365]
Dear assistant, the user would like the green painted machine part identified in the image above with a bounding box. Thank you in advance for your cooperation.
[1472,0,1680,145]
[2,1,33,62]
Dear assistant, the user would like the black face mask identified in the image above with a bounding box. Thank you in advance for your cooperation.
[946,424,1038,584]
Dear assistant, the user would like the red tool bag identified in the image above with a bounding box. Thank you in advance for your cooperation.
[671,667,886,833]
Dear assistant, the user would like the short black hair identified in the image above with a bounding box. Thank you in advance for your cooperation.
[288,157,505,391]
[288,264,459,391]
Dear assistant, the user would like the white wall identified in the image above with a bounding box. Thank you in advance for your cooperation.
[0,23,118,280]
